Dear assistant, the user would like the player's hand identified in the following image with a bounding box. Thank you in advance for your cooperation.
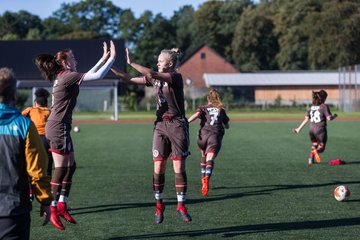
[110,40,116,59]
[101,41,110,61]
[40,205,51,226]
[126,48,132,65]
[292,128,299,134]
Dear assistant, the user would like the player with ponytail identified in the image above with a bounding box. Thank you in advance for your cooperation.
[34,41,116,230]
[188,89,230,196]
[111,47,192,224]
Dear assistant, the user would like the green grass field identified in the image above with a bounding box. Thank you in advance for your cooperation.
[30,119,360,240]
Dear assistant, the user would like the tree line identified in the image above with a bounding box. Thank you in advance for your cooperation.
[1,0,360,71]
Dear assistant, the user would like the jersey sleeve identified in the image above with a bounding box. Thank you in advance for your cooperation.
[323,104,332,117]
[25,122,52,205]
[144,76,154,87]
[222,109,230,125]
[21,107,31,117]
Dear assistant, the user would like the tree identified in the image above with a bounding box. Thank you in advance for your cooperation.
[271,0,322,70]
[305,0,360,69]
[232,4,279,71]
[218,0,253,63]
[0,10,43,39]
[170,5,196,58]
[51,0,122,38]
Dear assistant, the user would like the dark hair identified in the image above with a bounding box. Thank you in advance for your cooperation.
[35,88,50,107]
[34,49,71,82]
[207,88,224,109]
[312,90,327,105]
[0,67,16,103]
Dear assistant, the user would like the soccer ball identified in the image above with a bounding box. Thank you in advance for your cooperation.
[73,125,80,133]
[334,185,350,202]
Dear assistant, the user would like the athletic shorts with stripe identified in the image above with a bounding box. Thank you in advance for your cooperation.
[197,129,224,155]
[152,118,190,161]
[45,120,74,155]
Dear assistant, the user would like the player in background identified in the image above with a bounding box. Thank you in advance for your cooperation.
[34,41,116,230]
[293,90,337,165]
[188,89,230,196]
[22,88,53,177]
[111,48,192,224]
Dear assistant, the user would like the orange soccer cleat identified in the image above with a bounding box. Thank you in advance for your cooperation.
[313,149,321,163]
[201,176,209,196]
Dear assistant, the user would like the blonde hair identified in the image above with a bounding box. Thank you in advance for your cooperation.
[161,48,182,69]
[207,89,224,109]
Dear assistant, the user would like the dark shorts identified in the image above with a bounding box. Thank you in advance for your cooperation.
[45,120,74,155]
[309,126,327,145]
[197,129,224,155]
[0,213,30,240]
[152,118,189,161]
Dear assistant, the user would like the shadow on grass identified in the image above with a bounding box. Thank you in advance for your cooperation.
[105,217,360,239]
[70,180,360,215]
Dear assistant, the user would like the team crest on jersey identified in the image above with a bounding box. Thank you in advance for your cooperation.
[153,149,159,157]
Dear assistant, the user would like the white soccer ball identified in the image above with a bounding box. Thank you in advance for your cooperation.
[334,185,350,202]
[73,125,80,133]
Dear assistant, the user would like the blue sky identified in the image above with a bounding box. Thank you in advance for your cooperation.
[0,0,208,19]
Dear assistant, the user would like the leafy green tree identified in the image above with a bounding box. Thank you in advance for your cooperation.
[0,10,43,39]
[170,5,196,58]
[305,0,360,69]
[218,0,253,62]
[271,0,322,70]
[133,11,176,69]
[42,17,73,39]
[232,4,279,71]
[51,0,122,38]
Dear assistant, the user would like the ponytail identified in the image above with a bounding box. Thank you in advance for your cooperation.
[34,49,71,82]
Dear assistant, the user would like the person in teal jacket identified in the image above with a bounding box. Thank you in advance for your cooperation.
[0,67,53,240]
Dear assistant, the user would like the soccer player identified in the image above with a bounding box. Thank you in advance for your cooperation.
[188,89,230,196]
[22,88,53,176]
[293,90,337,165]
[111,48,192,224]
[0,67,52,239]
[34,41,116,230]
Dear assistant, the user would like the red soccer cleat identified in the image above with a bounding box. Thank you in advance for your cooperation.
[201,176,209,196]
[50,206,65,230]
[154,203,165,224]
[176,205,192,222]
[58,202,77,224]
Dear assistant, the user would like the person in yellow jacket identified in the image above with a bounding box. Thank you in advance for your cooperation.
[0,67,53,240]
[22,88,53,176]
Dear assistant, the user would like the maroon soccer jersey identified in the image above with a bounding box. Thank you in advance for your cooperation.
[306,103,332,129]
[145,73,185,119]
[196,104,230,133]
[48,71,84,123]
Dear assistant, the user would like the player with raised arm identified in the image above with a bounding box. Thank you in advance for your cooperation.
[34,41,116,230]
[111,47,191,224]
[293,90,337,165]
[188,89,230,196]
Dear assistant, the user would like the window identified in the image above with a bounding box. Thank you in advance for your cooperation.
[200,52,206,59]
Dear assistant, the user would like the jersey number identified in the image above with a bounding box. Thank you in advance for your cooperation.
[310,110,321,123]
[209,111,219,125]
